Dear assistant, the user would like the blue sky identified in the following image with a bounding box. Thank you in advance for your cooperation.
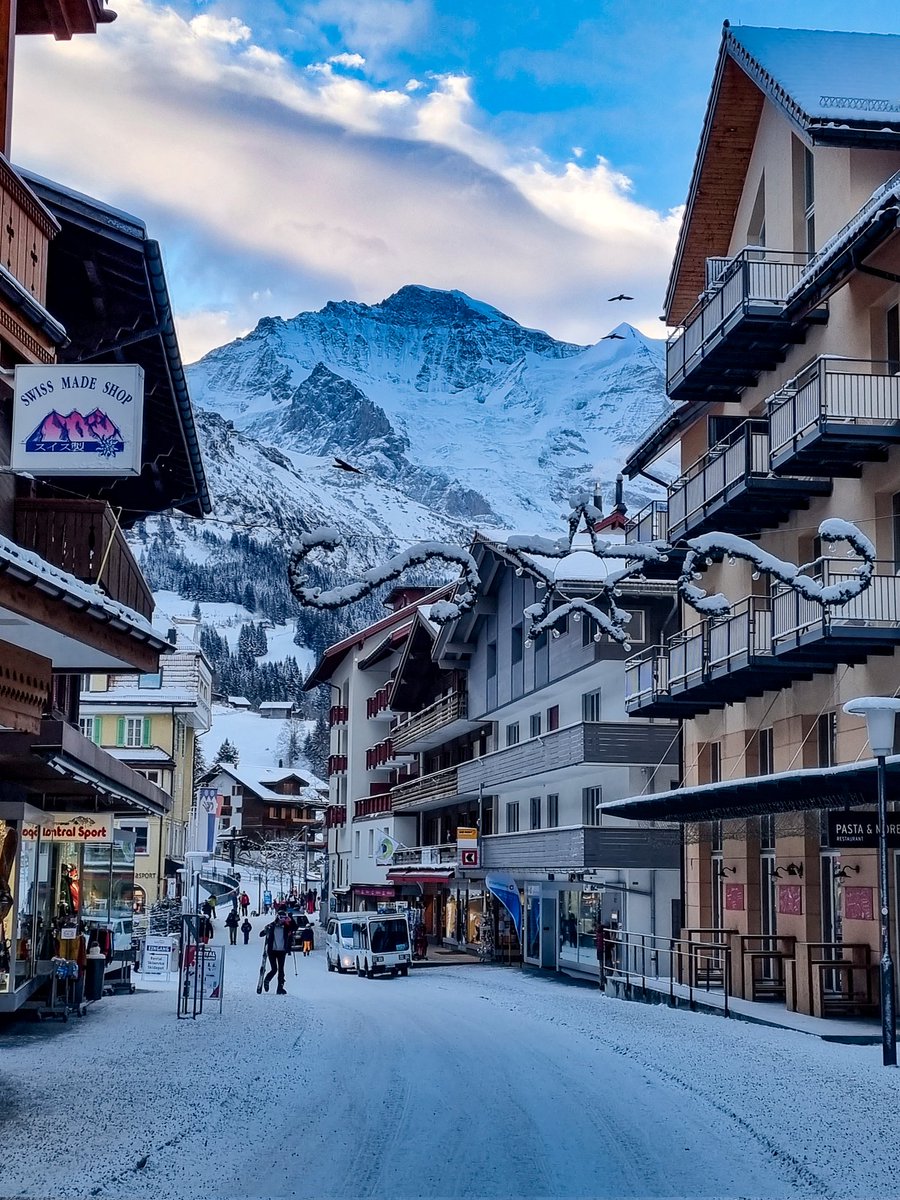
[13,1,900,360]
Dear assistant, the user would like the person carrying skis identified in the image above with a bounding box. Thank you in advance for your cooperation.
[258,905,295,994]
[225,908,239,945]
[241,917,252,944]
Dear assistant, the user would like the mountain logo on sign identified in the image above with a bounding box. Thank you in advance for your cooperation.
[24,409,125,457]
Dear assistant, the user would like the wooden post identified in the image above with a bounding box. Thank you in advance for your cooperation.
[0,1,15,159]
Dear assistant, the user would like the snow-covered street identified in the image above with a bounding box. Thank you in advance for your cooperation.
[3,922,900,1199]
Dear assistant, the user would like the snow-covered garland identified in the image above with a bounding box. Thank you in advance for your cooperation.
[288,508,875,650]
[287,527,481,624]
[679,519,876,618]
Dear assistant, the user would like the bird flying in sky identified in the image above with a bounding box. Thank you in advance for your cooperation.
[601,332,625,340]
[333,457,363,473]
[607,294,634,301]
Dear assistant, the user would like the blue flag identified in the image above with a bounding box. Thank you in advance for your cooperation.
[485,873,521,942]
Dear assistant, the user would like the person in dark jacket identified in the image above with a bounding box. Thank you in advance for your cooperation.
[225,909,239,945]
[301,923,314,956]
[259,907,295,994]
[241,918,252,944]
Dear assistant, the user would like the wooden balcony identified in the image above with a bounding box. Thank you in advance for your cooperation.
[667,419,830,542]
[354,794,393,819]
[769,358,900,477]
[392,688,476,752]
[327,754,347,776]
[391,766,471,812]
[14,497,154,621]
[329,705,348,726]
[0,153,62,364]
[773,565,900,665]
[366,687,392,719]
[666,249,826,403]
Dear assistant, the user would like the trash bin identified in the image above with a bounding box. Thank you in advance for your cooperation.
[84,951,106,1003]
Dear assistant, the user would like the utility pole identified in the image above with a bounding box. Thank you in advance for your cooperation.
[228,826,239,871]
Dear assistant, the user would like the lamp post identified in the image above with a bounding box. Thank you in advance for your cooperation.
[844,697,900,1067]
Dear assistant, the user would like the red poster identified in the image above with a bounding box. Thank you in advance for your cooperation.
[724,883,745,911]
[777,884,803,915]
[844,886,875,921]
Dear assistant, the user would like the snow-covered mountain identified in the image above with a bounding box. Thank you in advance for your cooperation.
[186,285,670,532]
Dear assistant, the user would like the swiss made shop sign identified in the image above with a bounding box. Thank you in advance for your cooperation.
[12,364,144,476]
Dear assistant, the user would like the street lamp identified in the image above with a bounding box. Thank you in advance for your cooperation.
[844,696,900,1067]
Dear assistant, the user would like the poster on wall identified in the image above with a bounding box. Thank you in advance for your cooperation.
[12,364,144,476]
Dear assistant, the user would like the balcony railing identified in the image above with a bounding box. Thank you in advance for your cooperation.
[627,500,668,544]
[325,805,347,828]
[14,498,154,620]
[329,705,348,726]
[391,766,466,811]
[773,564,900,660]
[327,754,347,776]
[624,645,693,717]
[667,420,830,541]
[667,248,822,402]
[354,794,393,819]
[366,687,392,719]
[392,689,469,752]
[391,843,457,866]
[769,357,900,476]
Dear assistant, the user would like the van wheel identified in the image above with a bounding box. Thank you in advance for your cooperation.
[366,962,375,979]
[327,956,335,972]
[357,959,365,977]
[335,960,345,975]
[400,966,409,977]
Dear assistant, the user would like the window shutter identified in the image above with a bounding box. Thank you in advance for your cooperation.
[92,718,101,745]
[116,717,125,747]
[142,718,152,747]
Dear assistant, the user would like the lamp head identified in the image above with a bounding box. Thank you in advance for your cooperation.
[843,697,900,758]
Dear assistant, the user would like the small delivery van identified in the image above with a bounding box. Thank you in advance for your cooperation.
[326,912,411,978]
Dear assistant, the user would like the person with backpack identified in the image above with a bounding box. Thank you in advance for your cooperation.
[241,918,252,944]
[240,891,250,917]
[225,908,239,945]
[258,905,295,994]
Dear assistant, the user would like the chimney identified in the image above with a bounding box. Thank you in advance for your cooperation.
[614,473,627,515]
[592,481,603,513]
[167,628,177,645]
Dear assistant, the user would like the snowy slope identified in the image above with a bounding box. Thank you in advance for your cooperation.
[203,703,315,778]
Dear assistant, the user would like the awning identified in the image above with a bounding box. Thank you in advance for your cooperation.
[0,720,172,817]
[386,867,455,885]
[602,756,900,824]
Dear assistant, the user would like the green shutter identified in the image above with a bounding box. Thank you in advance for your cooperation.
[142,717,152,747]
[92,718,102,745]
[116,717,125,747]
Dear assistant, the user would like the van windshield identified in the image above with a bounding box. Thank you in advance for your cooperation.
[369,918,408,953]
[340,922,354,938]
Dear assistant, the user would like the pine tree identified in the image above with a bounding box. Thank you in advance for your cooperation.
[192,600,201,620]
[215,738,240,765]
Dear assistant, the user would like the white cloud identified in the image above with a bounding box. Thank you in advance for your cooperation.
[12,0,677,356]
[189,14,251,44]
[328,52,366,69]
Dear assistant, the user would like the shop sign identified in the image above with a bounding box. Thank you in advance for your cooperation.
[21,813,114,843]
[183,943,225,1002]
[827,810,900,849]
[142,935,177,978]
[355,886,395,898]
[12,364,144,476]
[457,826,478,868]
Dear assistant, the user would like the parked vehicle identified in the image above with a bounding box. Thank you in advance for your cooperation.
[326,912,412,978]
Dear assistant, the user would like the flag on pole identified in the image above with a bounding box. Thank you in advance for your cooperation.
[196,788,221,854]
[485,873,522,942]
[375,832,405,866]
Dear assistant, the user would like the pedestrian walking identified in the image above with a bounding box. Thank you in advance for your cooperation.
[240,891,250,917]
[301,924,314,956]
[207,893,217,917]
[241,918,252,944]
[225,909,239,945]
[258,905,295,995]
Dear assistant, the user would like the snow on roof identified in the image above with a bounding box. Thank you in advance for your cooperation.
[227,696,252,706]
[728,26,900,127]
[0,529,165,644]
[208,761,324,803]
[259,701,293,710]
[81,686,197,706]
[107,746,176,765]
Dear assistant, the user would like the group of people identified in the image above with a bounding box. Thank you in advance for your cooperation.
[257,904,315,995]
[224,909,254,945]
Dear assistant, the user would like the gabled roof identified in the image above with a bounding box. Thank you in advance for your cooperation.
[666,23,900,323]
[303,584,453,689]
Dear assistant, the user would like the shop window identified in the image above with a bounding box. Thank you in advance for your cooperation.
[547,794,559,827]
[529,713,541,738]
[529,796,541,831]
[506,722,520,747]
[506,802,520,833]
[582,786,602,826]
[582,689,602,723]
[546,705,559,731]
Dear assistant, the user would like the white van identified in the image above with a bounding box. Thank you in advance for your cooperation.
[326,912,411,978]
